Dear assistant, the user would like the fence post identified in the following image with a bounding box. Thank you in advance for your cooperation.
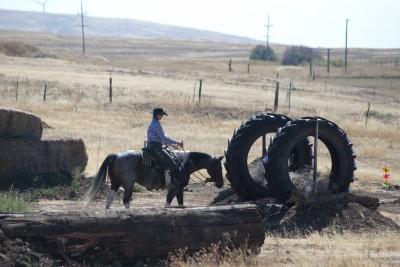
[16,76,19,102]
[309,61,313,78]
[228,59,232,72]
[313,119,319,192]
[192,82,197,102]
[365,102,370,126]
[109,77,112,103]
[247,64,250,74]
[288,82,292,110]
[274,81,279,112]
[43,83,47,101]
[198,79,202,103]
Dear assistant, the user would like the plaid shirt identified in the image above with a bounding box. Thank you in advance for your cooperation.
[147,119,178,145]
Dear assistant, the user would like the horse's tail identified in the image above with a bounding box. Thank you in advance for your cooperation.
[82,153,117,206]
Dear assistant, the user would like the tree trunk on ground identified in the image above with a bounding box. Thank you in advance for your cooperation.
[0,204,265,263]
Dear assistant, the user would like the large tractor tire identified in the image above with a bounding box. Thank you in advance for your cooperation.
[224,113,313,199]
[264,117,357,204]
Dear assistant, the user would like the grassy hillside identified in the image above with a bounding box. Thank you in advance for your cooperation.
[0,8,256,44]
[0,30,399,266]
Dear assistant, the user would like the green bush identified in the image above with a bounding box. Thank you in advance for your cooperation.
[39,187,59,199]
[282,45,321,65]
[331,59,345,67]
[250,45,278,61]
[0,187,28,212]
[71,169,82,193]
[365,110,396,123]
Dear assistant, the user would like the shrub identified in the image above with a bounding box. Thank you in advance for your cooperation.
[282,45,321,65]
[250,45,278,61]
[38,187,59,199]
[331,59,345,67]
[71,169,82,193]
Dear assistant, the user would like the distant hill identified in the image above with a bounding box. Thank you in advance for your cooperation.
[0,9,257,44]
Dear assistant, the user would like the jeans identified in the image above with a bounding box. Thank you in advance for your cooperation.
[146,141,176,170]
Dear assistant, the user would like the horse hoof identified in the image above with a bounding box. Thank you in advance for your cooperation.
[164,202,171,208]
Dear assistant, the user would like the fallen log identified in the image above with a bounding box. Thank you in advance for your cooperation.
[0,204,265,263]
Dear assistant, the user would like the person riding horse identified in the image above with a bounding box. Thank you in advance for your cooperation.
[146,108,184,188]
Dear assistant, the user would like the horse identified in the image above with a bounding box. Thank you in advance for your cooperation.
[82,150,224,209]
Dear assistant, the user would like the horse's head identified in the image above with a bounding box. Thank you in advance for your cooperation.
[207,156,224,188]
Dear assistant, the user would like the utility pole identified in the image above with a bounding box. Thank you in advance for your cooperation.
[327,48,331,74]
[78,1,87,55]
[345,19,349,73]
[265,14,273,48]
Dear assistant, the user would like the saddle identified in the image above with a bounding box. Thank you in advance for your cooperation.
[141,146,181,169]
[140,147,182,191]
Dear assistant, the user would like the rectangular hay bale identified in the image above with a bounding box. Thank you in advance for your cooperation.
[0,139,88,189]
[0,108,43,140]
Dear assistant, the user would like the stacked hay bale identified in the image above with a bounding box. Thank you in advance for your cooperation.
[0,108,88,189]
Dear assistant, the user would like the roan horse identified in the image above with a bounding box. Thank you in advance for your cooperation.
[83,150,224,209]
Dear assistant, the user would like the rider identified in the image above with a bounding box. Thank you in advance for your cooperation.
[147,108,184,188]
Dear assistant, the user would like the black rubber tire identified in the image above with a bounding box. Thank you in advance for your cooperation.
[224,113,313,199]
[264,117,357,203]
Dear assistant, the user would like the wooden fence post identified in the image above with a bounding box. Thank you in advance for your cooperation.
[198,79,202,103]
[192,81,197,102]
[15,76,19,102]
[247,64,250,74]
[365,102,370,126]
[313,119,319,192]
[274,81,279,112]
[228,59,232,72]
[43,83,47,101]
[109,77,112,103]
[288,82,292,110]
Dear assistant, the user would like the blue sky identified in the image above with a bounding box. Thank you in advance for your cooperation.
[1,0,399,48]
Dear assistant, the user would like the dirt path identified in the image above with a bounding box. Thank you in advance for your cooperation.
[28,182,229,212]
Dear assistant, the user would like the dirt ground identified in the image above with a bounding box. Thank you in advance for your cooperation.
[0,173,399,266]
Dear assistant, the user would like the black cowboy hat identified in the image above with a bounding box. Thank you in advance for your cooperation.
[153,108,168,116]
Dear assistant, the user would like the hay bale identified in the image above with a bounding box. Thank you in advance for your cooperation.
[0,108,43,140]
[0,139,88,189]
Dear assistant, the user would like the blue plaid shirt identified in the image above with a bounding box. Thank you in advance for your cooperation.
[147,119,178,145]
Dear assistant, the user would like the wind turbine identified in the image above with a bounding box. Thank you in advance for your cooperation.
[33,0,50,13]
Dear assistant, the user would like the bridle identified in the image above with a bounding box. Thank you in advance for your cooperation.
[181,147,214,185]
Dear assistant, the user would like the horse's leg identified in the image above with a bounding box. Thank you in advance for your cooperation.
[176,188,184,207]
[105,183,120,209]
[122,187,133,209]
[165,188,178,208]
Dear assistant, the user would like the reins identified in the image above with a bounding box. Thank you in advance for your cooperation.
[181,147,213,185]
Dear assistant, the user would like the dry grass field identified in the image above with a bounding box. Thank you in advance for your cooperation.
[0,29,399,266]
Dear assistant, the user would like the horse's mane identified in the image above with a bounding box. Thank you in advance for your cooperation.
[187,151,212,163]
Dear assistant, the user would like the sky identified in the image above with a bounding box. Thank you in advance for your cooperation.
[0,0,399,48]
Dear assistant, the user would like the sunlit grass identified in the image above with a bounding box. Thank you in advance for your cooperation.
[0,187,29,212]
